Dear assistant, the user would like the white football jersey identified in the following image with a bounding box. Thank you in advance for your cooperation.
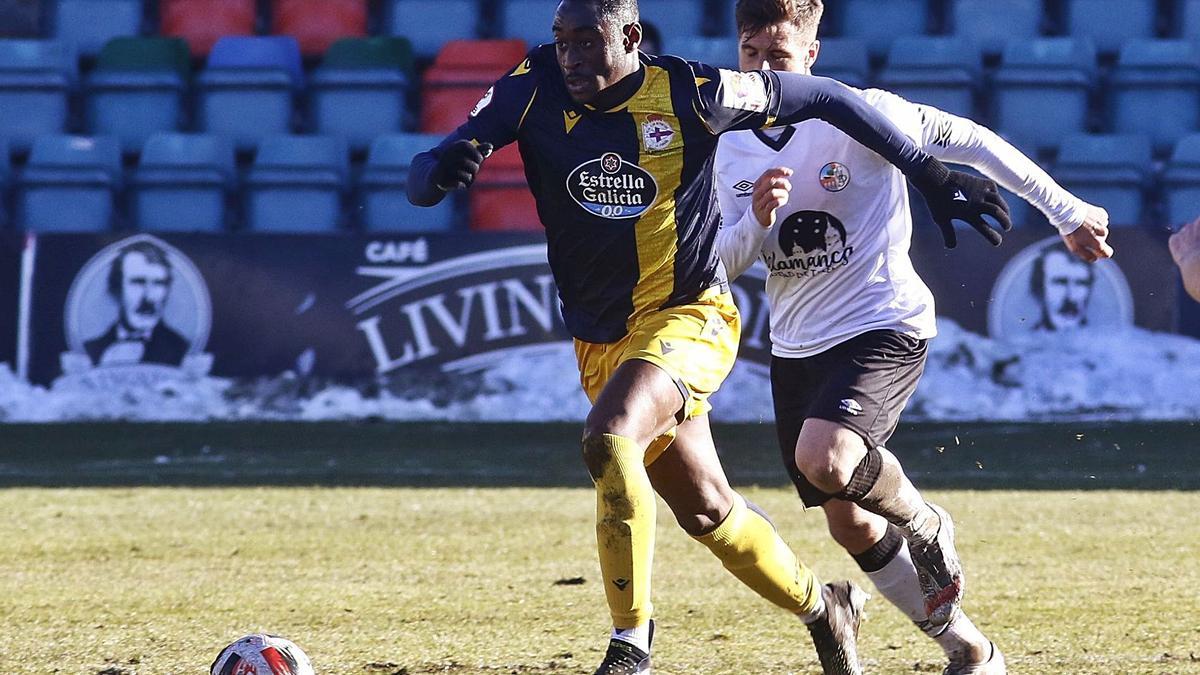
[715,87,1089,359]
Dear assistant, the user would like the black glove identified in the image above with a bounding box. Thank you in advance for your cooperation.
[432,140,493,191]
[911,158,1012,248]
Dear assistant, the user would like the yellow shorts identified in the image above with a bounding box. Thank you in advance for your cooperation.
[574,287,741,464]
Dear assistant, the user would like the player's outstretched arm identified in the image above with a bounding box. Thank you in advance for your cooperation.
[1170,217,1200,302]
[407,139,494,207]
[715,167,792,280]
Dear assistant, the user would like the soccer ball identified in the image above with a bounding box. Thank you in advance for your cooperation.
[210,633,315,675]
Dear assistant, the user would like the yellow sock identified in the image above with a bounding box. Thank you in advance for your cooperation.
[693,494,822,616]
[585,433,656,629]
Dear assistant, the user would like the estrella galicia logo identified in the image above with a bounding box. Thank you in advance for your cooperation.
[763,210,855,278]
[566,152,658,219]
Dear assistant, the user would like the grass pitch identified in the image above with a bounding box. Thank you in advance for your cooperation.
[2,487,1199,675]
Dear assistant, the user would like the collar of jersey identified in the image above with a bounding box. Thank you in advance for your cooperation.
[582,65,650,113]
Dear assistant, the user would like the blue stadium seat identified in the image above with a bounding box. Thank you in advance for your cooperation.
[663,37,739,69]
[18,135,122,232]
[310,37,412,150]
[1053,134,1152,226]
[133,133,234,232]
[950,0,1042,55]
[638,1,705,42]
[993,38,1096,151]
[54,0,144,57]
[0,40,75,152]
[501,0,557,47]
[197,36,302,151]
[0,139,9,227]
[839,0,928,57]
[812,38,870,88]
[877,37,979,119]
[245,135,347,232]
[1111,40,1200,151]
[386,0,479,58]
[1185,0,1200,39]
[1066,0,1156,54]
[359,133,457,232]
[85,37,190,152]
[1164,134,1200,225]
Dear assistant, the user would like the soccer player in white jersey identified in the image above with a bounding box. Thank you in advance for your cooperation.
[714,1,1114,673]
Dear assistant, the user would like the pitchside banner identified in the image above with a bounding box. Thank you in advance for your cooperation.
[0,226,1183,387]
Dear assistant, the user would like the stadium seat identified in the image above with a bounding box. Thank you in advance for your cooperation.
[1053,134,1152,226]
[132,133,234,232]
[359,133,458,232]
[839,0,928,57]
[638,1,705,42]
[1185,0,1200,39]
[386,0,480,58]
[812,38,870,88]
[1065,0,1156,55]
[663,37,739,69]
[470,144,539,232]
[310,37,413,149]
[421,39,527,134]
[197,37,302,151]
[54,0,144,57]
[161,0,256,57]
[877,37,979,119]
[993,38,1096,151]
[1164,134,1200,226]
[1110,40,1200,151]
[84,37,190,152]
[272,0,367,57]
[0,40,75,152]
[949,0,1042,55]
[245,135,347,232]
[501,0,558,47]
[0,138,9,227]
[17,135,121,232]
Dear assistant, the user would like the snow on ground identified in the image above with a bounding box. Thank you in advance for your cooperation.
[2,319,1198,423]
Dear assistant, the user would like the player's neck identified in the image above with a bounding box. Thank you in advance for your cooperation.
[587,64,645,112]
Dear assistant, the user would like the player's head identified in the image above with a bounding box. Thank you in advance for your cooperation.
[106,241,173,334]
[1030,245,1095,331]
[735,0,823,74]
[553,0,642,104]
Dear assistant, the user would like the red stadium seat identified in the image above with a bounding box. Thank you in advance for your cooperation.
[421,39,527,133]
[470,144,540,232]
[273,0,368,57]
[162,0,256,57]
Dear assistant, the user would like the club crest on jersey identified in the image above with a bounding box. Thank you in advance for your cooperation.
[470,86,494,118]
[641,114,675,152]
[567,152,659,219]
[819,162,850,192]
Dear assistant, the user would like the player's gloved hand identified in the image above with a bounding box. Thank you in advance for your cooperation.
[911,158,1012,249]
[433,140,493,191]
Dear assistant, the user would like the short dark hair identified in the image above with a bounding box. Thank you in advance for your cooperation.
[735,0,824,39]
[107,241,173,299]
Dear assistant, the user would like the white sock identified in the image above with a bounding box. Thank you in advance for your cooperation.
[611,623,651,653]
[933,613,991,663]
[864,540,928,624]
[798,590,827,625]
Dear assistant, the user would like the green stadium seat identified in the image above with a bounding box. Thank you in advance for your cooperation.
[85,37,191,152]
[310,37,413,149]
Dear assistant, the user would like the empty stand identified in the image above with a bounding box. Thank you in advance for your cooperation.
[1111,39,1200,151]
[421,39,527,134]
[993,38,1096,150]
[470,144,539,232]
[663,36,739,69]
[359,133,458,232]
[197,36,303,150]
[18,135,121,231]
[839,0,929,57]
[161,0,256,57]
[54,0,144,57]
[1054,134,1152,226]
[245,135,348,231]
[386,0,480,58]
[85,37,190,151]
[877,37,979,119]
[501,0,557,48]
[950,0,1041,55]
[272,0,368,57]
[1164,134,1200,225]
[310,37,413,149]
[1066,0,1157,54]
[0,40,75,152]
[812,38,870,89]
[133,133,235,232]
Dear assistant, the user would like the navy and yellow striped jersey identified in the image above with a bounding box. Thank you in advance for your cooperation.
[411,44,932,343]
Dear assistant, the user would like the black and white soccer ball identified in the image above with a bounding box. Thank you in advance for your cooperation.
[210,633,315,675]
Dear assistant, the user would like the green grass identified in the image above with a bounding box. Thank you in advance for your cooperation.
[2,487,1199,674]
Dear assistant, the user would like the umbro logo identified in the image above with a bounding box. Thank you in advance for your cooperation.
[839,399,864,416]
[953,189,968,202]
[732,179,755,197]
[613,578,630,591]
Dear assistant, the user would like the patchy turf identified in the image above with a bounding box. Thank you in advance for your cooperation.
[1,487,1198,674]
